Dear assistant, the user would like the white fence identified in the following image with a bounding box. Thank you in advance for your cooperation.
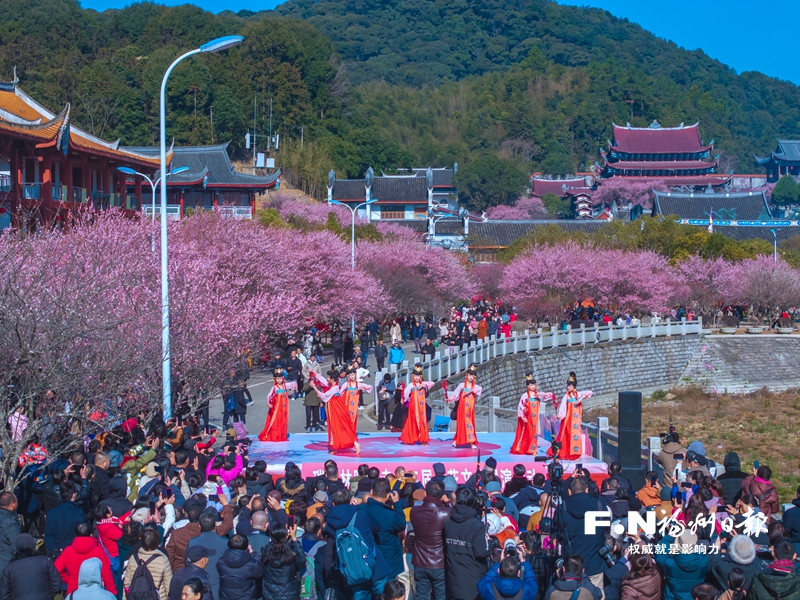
[142,205,180,221]
[218,206,253,219]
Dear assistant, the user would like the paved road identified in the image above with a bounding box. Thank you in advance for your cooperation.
[208,338,423,435]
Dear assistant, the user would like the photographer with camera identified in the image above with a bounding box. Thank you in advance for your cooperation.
[544,555,602,600]
[599,535,631,600]
[478,544,539,600]
[443,486,491,600]
[564,477,610,593]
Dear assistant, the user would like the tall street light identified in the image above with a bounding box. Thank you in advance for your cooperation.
[328,197,377,335]
[159,35,243,419]
[771,228,780,263]
[117,165,190,251]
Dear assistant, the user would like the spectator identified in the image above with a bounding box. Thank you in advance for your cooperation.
[522,531,556,600]
[478,553,538,600]
[412,321,423,353]
[635,472,662,509]
[123,527,173,600]
[543,555,601,600]
[654,530,709,600]
[169,546,214,600]
[443,486,490,600]
[740,466,780,522]
[409,480,450,600]
[0,533,62,600]
[655,432,686,487]
[244,464,274,498]
[782,485,800,549]
[217,534,264,600]
[374,339,388,371]
[91,452,112,504]
[55,522,117,595]
[708,535,762,592]
[300,517,327,600]
[259,523,305,600]
[601,535,630,600]
[620,554,661,600]
[363,479,406,581]
[503,465,531,498]
[44,481,85,554]
[564,478,608,591]
[376,374,396,431]
[181,578,206,600]
[718,567,747,600]
[0,492,21,576]
[748,537,800,600]
[606,463,632,492]
[71,558,117,600]
[420,340,435,360]
[188,510,234,598]
[331,331,344,364]
[389,341,405,367]
[690,583,718,600]
[247,510,270,555]
[379,580,406,600]
[717,452,748,506]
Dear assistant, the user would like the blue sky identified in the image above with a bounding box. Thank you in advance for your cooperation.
[80,0,799,86]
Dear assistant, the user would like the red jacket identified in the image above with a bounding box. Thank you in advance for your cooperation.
[54,536,117,594]
[97,519,123,557]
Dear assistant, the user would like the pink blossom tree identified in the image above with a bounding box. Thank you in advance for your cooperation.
[471,262,504,300]
[592,178,668,210]
[485,196,547,220]
[674,255,728,324]
[717,255,800,320]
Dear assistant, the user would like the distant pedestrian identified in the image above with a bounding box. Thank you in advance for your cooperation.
[374,339,388,371]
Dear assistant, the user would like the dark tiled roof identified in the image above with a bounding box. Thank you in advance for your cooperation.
[469,220,608,247]
[602,175,732,186]
[711,226,800,244]
[413,168,454,187]
[653,191,772,220]
[334,177,429,202]
[531,178,589,197]
[606,159,717,170]
[775,140,800,162]
[332,179,367,200]
[610,123,710,154]
[122,143,279,188]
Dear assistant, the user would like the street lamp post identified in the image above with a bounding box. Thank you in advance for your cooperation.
[328,197,376,335]
[117,166,190,251]
[158,35,243,419]
[771,228,780,263]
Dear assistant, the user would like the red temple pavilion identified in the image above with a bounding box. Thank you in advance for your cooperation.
[597,121,731,188]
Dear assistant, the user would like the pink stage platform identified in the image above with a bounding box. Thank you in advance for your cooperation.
[247,432,608,487]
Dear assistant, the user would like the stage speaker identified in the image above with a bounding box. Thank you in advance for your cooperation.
[618,391,643,486]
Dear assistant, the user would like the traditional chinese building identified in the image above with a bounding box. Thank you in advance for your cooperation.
[122,143,280,219]
[530,176,596,219]
[0,76,162,230]
[329,165,457,220]
[597,121,731,188]
[652,190,773,223]
[755,140,800,182]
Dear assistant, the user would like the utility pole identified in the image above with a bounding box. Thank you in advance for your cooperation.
[210,105,214,144]
[268,97,273,152]
[300,126,304,149]
[253,94,257,167]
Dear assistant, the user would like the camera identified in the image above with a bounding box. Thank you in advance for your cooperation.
[598,543,616,567]
[547,460,564,485]
[504,542,518,558]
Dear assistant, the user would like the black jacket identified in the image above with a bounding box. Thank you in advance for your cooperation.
[43,501,85,553]
[782,499,800,543]
[245,474,274,498]
[217,548,264,600]
[374,345,388,360]
[169,565,214,600]
[443,504,490,600]
[717,452,748,506]
[0,552,62,600]
[232,386,253,416]
[90,467,111,503]
[708,552,763,592]
[504,477,531,498]
[603,559,630,600]
[0,508,21,575]
[563,493,607,577]
[260,541,305,600]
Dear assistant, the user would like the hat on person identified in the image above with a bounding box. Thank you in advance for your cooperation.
[313,491,329,504]
[412,489,426,502]
[184,439,198,450]
[567,371,577,387]
[442,475,457,493]
[503,538,517,549]
[130,507,149,523]
[412,364,424,376]
[485,457,497,470]
[729,535,756,565]
[466,363,479,376]
[659,487,672,501]
[109,450,124,468]
[685,450,698,463]
[145,463,159,479]
[671,530,698,553]
[433,462,446,475]
[186,546,210,562]
[525,373,536,384]
[345,366,356,375]
[695,455,708,466]
[202,481,219,496]
[485,481,502,493]
[273,367,284,378]
[15,533,35,552]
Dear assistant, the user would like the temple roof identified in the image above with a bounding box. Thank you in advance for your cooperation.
[610,122,712,154]
[386,167,455,187]
[469,220,608,247]
[122,143,280,189]
[606,174,732,186]
[755,139,800,165]
[0,83,162,168]
[333,176,429,203]
[531,177,592,197]
[653,190,772,221]
[604,158,718,170]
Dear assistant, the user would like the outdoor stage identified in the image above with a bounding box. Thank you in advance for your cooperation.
[247,432,608,487]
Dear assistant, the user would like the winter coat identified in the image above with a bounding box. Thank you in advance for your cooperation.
[206,455,244,487]
[99,477,134,518]
[749,567,800,600]
[478,562,538,600]
[326,504,391,582]
[188,531,232,598]
[409,497,450,570]
[245,474,274,499]
[374,344,389,360]
[442,504,490,600]
[654,538,709,600]
[389,346,405,365]
[603,559,630,600]
[169,565,213,600]
[165,506,234,572]
[91,467,111,504]
[717,452,748,506]
[708,552,763,592]
[0,508,20,575]
[71,558,117,600]
[0,551,62,600]
[54,537,117,595]
[619,568,661,600]
[656,441,687,486]
[740,475,780,521]
[217,548,264,600]
[563,492,608,577]
[412,325,423,340]
[260,541,305,600]
[782,499,800,544]
[362,498,406,578]
[544,577,602,600]
[123,548,172,600]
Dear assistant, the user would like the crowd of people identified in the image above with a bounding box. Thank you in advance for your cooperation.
[0,411,798,600]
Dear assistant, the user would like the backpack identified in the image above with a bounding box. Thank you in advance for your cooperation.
[335,511,375,587]
[224,392,235,413]
[300,540,326,600]
[126,552,160,600]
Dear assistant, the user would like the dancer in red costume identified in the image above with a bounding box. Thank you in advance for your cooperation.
[548,371,592,460]
[258,368,297,442]
[400,364,434,445]
[446,363,482,449]
[309,369,361,454]
[510,373,553,455]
